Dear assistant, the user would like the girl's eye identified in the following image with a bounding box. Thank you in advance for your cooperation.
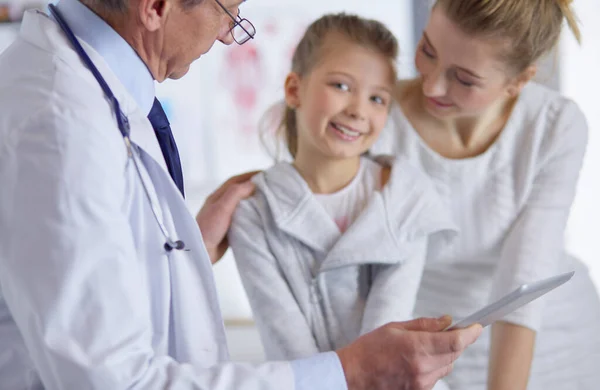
[371,95,386,105]
[331,82,350,92]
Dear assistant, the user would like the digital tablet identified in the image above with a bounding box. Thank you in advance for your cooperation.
[445,271,575,331]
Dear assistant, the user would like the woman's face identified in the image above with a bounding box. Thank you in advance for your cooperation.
[414,6,522,119]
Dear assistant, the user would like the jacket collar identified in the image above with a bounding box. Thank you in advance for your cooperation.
[254,162,342,254]
[253,156,458,271]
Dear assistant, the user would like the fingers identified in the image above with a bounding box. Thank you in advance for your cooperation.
[415,324,482,369]
[404,340,457,378]
[436,315,453,331]
[419,364,454,390]
[459,324,482,354]
[340,322,476,390]
[398,323,482,379]
[393,317,481,355]
[226,170,261,185]
[217,180,256,216]
[445,324,482,352]
[395,316,452,332]
[206,171,260,203]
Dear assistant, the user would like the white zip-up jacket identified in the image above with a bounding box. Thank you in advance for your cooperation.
[228,156,458,360]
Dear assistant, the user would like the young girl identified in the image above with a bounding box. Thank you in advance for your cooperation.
[372,1,600,389]
[228,12,456,383]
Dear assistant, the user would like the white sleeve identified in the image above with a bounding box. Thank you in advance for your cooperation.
[0,106,297,389]
[228,198,321,360]
[489,101,588,331]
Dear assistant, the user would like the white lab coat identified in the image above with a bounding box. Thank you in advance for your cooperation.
[0,10,293,389]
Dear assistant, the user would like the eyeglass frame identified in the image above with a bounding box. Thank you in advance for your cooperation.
[213,0,256,45]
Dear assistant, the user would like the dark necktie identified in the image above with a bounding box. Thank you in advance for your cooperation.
[147,98,185,197]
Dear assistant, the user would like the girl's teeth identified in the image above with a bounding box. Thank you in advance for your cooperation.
[333,123,359,137]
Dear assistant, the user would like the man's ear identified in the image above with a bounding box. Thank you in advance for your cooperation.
[284,72,302,109]
[506,65,537,97]
[137,0,173,32]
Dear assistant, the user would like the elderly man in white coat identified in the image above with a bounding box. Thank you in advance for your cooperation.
[0,0,481,388]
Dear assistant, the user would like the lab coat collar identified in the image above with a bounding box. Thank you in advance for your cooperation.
[253,156,458,271]
[20,10,172,181]
[55,0,155,115]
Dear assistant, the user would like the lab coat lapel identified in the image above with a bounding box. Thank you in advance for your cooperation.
[24,10,172,180]
[255,163,341,254]
[96,71,171,182]
[125,110,172,178]
[138,151,228,364]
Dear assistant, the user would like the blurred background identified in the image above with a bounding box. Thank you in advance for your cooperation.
[1,0,598,362]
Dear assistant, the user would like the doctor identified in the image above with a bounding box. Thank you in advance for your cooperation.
[0,0,481,388]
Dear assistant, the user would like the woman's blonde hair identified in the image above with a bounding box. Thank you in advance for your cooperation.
[278,13,399,158]
[433,0,580,73]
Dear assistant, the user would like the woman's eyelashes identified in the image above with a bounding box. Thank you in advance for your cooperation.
[454,70,477,87]
[455,75,474,87]
[421,43,435,59]
[421,43,475,88]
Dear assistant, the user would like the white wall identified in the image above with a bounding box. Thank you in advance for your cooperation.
[561,0,600,290]
[0,23,18,52]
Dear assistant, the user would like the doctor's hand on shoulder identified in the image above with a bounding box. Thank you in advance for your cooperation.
[196,171,259,264]
[338,316,481,390]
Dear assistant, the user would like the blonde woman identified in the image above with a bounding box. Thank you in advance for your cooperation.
[373,0,600,389]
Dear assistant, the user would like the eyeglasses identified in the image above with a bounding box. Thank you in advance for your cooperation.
[214,0,256,45]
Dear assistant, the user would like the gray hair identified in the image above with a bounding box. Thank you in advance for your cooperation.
[80,0,204,14]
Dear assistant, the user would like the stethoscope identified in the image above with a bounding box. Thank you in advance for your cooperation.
[48,4,185,252]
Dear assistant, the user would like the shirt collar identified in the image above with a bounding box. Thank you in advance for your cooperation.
[55,0,155,115]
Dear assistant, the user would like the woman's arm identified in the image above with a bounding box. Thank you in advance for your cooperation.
[228,198,321,360]
[487,101,588,390]
[488,322,536,390]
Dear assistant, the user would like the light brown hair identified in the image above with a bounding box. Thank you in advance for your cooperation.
[279,13,399,158]
[433,0,581,74]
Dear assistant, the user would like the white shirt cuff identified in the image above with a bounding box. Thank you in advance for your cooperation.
[290,351,348,390]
